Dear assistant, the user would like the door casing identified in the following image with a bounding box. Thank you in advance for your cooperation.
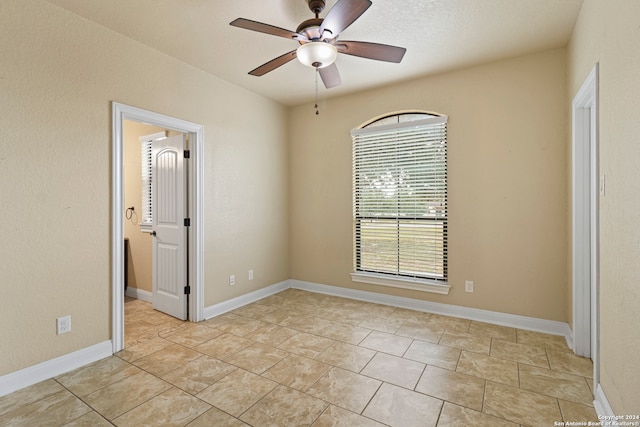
[112,102,204,353]
[571,64,599,388]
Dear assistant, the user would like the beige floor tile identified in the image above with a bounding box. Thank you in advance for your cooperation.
[195,333,253,360]
[316,342,376,372]
[519,364,593,406]
[243,323,298,347]
[415,365,485,411]
[312,405,386,427]
[484,382,562,426]
[262,354,331,391]
[490,338,550,368]
[258,308,303,325]
[186,407,249,426]
[439,331,491,354]
[548,350,594,378]
[277,332,335,357]
[220,316,269,337]
[456,351,519,386]
[196,369,277,417]
[403,340,461,370]
[230,302,278,319]
[358,316,404,333]
[437,402,517,426]
[201,313,242,330]
[361,352,425,389]
[315,322,373,345]
[132,344,202,376]
[468,321,517,341]
[0,390,91,426]
[161,356,237,394]
[112,387,210,427]
[516,330,571,352]
[56,356,141,397]
[396,323,443,343]
[427,314,471,333]
[81,369,172,420]
[225,342,289,374]
[363,383,443,427]
[359,330,412,356]
[164,323,224,347]
[558,399,599,423]
[307,367,382,414]
[116,336,174,362]
[240,385,328,426]
[387,308,433,325]
[63,410,113,426]
[0,378,65,415]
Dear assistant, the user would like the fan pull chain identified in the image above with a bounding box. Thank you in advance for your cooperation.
[314,67,319,115]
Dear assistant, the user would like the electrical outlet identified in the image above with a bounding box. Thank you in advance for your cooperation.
[229,275,235,286]
[465,281,474,293]
[57,315,71,335]
[248,269,254,280]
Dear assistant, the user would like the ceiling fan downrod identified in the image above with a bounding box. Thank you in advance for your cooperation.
[308,0,326,18]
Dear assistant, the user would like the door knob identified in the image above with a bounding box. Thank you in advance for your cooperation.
[151,231,156,236]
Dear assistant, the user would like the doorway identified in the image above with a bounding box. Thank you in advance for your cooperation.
[112,102,204,353]
[571,64,599,387]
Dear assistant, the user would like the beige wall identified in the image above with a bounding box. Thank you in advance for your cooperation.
[568,0,640,414]
[123,121,164,293]
[0,0,289,375]
[289,49,568,322]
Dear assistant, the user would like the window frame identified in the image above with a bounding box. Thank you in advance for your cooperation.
[350,112,450,295]
[139,131,167,233]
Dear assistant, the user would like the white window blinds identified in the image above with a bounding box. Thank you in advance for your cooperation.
[139,131,166,231]
[352,115,448,282]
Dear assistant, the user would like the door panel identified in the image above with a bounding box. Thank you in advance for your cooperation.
[152,134,187,320]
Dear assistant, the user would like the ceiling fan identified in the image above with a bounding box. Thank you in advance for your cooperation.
[230,0,407,89]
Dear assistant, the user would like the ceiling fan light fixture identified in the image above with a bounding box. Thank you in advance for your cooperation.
[296,42,337,69]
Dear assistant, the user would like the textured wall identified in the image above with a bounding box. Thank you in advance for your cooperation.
[289,49,568,322]
[0,0,289,375]
[568,0,640,414]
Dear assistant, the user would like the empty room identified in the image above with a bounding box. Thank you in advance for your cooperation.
[0,0,638,425]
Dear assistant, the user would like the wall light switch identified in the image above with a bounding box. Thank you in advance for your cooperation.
[229,275,235,286]
[248,269,254,280]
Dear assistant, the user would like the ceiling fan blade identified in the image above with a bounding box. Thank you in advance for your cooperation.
[319,63,342,88]
[230,18,307,41]
[248,50,298,76]
[336,41,406,63]
[319,0,372,38]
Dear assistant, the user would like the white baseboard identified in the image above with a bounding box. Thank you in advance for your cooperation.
[290,280,573,341]
[594,384,616,419]
[203,280,290,319]
[125,287,152,303]
[0,341,112,398]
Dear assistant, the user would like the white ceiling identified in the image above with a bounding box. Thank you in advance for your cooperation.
[44,0,583,106]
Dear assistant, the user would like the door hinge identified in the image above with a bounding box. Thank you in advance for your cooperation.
[184,218,190,227]
[184,150,190,159]
[184,285,191,295]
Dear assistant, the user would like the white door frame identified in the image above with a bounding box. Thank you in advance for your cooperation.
[571,64,599,386]
[112,102,205,353]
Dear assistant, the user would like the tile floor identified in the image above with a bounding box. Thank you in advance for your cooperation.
[0,289,599,426]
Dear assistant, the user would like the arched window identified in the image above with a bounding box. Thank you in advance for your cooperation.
[350,112,449,294]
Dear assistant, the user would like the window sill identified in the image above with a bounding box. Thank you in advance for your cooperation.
[350,272,450,295]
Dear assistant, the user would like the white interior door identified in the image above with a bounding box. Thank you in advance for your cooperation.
[152,134,187,320]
